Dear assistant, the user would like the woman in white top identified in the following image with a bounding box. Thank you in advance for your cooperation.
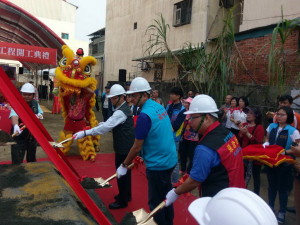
[223,97,238,130]
[230,96,248,137]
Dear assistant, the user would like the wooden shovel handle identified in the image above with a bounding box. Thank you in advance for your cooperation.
[127,162,135,169]
[139,201,166,224]
[57,137,73,145]
[12,125,26,138]
[99,163,135,186]
[99,173,117,186]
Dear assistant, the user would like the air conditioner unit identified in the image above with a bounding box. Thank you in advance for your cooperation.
[141,61,150,71]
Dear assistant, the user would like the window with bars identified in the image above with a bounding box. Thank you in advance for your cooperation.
[240,0,244,25]
[154,64,163,82]
[98,42,104,53]
[219,0,234,8]
[92,44,98,54]
[173,0,193,27]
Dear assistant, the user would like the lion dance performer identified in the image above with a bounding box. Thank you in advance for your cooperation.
[55,45,100,161]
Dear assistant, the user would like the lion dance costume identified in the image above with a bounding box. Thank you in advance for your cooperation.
[55,45,100,161]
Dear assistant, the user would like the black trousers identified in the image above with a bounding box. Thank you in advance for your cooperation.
[179,139,197,174]
[115,153,131,205]
[252,164,262,195]
[146,167,174,225]
[267,164,294,213]
[95,98,99,111]
[11,138,37,165]
[102,108,109,121]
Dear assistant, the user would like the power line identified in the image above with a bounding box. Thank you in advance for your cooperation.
[243,12,300,22]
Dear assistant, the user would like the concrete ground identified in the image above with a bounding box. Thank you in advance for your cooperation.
[0,98,297,225]
[0,162,100,225]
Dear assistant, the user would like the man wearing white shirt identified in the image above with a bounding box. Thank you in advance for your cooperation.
[73,84,135,209]
[10,83,43,164]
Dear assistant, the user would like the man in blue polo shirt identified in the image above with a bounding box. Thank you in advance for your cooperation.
[116,77,177,225]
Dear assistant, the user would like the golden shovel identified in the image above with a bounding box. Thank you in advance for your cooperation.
[81,163,135,189]
[133,201,166,225]
[49,137,73,148]
[95,163,135,187]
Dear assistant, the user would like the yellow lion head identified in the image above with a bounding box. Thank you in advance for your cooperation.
[55,45,97,91]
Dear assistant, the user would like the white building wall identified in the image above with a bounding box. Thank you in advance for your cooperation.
[104,0,209,85]
[240,0,300,32]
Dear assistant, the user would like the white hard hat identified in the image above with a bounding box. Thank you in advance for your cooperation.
[184,94,218,118]
[188,188,277,225]
[126,77,151,94]
[20,83,35,93]
[107,84,126,98]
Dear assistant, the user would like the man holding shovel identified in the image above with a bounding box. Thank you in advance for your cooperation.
[164,95,245,207]
[10,83,43,164]
[73,84,135,209]
[117,77,177,225]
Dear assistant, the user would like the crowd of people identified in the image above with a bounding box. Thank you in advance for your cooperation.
[72,80,300,224]
[10,78,300,224]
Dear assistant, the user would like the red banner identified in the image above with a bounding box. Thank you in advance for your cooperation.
[0,42,57,65]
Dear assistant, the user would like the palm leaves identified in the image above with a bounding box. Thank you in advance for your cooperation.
[144,14,170,57]
[267,12,300,95]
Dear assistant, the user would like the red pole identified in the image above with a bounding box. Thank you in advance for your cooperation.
[0,67,111,225]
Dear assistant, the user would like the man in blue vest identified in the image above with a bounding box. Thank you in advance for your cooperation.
[10,83,43,164]
[73,84,135,209]
[166,87,186,184]
[116,77,177,225]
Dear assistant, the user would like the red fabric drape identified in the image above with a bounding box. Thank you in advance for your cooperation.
[242,144,295,167]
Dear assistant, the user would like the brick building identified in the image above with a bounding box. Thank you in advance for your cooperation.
[233,23,300,87]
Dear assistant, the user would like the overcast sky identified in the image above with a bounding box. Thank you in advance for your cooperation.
[67,0,107,41]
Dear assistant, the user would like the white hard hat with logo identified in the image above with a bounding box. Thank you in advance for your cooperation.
[107,84,126,98]
[126,77,151,94]
[184,94,219,118]
[20,83,35,93]
[188,188,277,225]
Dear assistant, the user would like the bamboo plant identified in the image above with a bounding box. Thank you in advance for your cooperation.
[144,10,237,104]
[266,13,300,96]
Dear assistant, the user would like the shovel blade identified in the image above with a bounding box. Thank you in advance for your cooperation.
[80,177,111,189]
[51,137,73,148]
[49,142,64,148]
[137,218,156,225]
[132,208,157,225]
[94,177,112,187]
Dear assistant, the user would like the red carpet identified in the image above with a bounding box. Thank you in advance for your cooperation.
[1,153,198,225]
